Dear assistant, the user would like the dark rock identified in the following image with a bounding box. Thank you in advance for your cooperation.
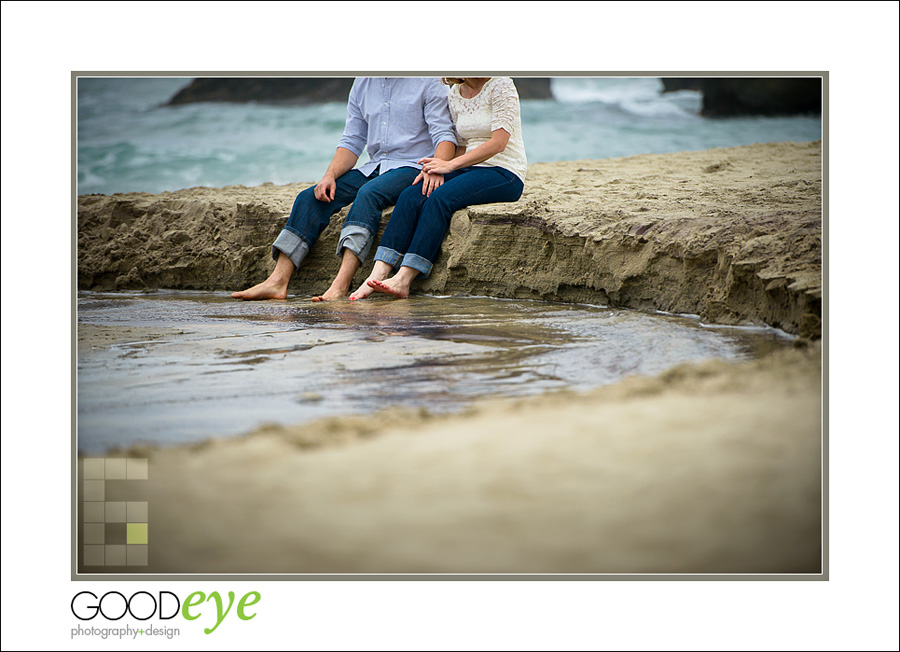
[661,77,821,116]
[699,78,821,116]
[167,78,354,106]
[510,78,553,99]
[166,77,553,106]
[660,78,704,92]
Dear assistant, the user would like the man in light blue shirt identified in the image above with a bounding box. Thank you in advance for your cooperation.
[232,77,457,301]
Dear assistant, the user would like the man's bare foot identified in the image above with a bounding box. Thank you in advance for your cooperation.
[231,279,288,300]
[366,278,410,299]
[311,286,348,302]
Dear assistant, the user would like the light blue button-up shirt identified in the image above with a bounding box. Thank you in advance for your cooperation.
[337,77,457,176]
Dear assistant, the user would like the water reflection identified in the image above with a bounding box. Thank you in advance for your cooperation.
[77,291,792,452]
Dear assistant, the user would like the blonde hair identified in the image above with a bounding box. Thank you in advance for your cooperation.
[442,77,466,86]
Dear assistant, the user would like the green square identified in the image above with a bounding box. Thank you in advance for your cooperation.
[83,523,105,544]
[127,502,148,523]
[83,458,105,480]
[106,458,127,480]
[127,523,148,544]
[84,502,105,523]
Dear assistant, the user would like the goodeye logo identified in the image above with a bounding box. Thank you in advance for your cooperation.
[71,590,261,637]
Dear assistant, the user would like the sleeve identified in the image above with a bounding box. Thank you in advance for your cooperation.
[448,92,467,148]
[489,77,520,135]
[422,78,457,149]
[337,79,368,156]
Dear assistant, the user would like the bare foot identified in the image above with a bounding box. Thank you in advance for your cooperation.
[349,274,389,301]
[366,278,410,299]
[348,281,376,301]
[231,279,288,300]
[349,261,395,301]
[311,286,348,302]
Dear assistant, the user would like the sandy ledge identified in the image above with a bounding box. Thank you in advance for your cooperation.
[78,141,822,337]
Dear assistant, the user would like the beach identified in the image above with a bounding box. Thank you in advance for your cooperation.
[77,141,823,574]
[116,342,820,574]
[79,140,821,336]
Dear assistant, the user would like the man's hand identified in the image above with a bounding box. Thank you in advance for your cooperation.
[314,175,337,202]
[412,170,445,197]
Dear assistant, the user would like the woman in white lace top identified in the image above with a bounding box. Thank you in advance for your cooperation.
[350,77,526,299]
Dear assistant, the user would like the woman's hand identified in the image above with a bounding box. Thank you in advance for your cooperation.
[413,170,445,197]
[419,157,457,176]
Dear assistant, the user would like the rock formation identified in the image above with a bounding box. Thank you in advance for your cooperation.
[166,77,553,105]
[661,77,822,116]
[77,141,822,337]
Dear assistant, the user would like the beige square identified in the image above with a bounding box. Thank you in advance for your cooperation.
[105,458,127,480]
[105,545,127,566]
[127,458,148,480]
[83,480,105,502]
[106,502,126,523]
[83,458,105,480]
[126,545,148,566]
[83,545,105,566]
[83,523,105,544]
[84,502,105,523]
[127,502,148,523]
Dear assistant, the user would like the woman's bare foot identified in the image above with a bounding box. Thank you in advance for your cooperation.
[366,266,419,299]
[348,280,377,301]
[231,279,288,300]
[349,261,394,301]
[366,277,410,299]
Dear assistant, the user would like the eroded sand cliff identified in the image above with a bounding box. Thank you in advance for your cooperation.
[78,141,822,336]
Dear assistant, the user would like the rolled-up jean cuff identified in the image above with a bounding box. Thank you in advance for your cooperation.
[272,229,310,269]
[373,246,403,268]
[399,252,433,278]
[337,224,375,262]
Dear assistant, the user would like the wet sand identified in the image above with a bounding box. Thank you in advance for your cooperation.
[77,293,786,453]
[80,341,821,574]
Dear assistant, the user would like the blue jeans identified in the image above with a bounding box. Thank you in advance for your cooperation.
[374,166,524,276]
[272,166,421,268]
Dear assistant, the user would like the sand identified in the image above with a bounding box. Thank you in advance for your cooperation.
[76,142,824,575]
[79,341,821,575]
[78,141,822,336]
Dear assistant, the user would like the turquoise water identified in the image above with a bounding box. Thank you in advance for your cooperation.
[77,77,822,196]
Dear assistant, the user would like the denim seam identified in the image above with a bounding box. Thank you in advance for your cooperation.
[374,246,403,267]
[399,252,433,277]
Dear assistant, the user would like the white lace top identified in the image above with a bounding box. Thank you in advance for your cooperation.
[448,77,527,182]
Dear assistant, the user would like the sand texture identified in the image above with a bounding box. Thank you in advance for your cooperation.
[91,343,821,574]
[78,141,822,336]
[77,141,824,575]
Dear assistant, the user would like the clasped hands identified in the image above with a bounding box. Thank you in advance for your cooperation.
[413,157,458,196]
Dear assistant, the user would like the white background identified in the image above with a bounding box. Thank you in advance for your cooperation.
[2,1,898,650]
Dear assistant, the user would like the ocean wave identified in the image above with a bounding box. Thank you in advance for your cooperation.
[77,77,821,196]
